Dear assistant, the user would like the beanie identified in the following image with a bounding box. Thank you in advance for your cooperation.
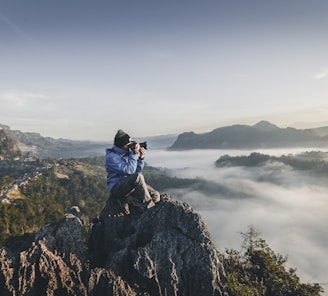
[114,129,131,148]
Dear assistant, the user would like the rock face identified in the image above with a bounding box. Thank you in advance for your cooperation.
[0,196,227,296]
[0,207,87,296]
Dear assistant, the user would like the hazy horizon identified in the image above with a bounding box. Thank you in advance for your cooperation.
[2,119,328,144]
[1,0,328,140]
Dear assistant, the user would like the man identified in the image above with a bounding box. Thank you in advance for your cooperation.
[105,129,160,213]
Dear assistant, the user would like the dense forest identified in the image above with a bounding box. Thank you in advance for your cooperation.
[0,158,107,246]
[0,156,197,247]
[0,156,324,295]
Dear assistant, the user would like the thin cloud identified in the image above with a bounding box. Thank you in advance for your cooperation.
[0,90,47,108]
[314,68,328,80]
[0,12,34,43]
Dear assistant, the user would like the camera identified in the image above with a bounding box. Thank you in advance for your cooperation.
[128,141,148,150]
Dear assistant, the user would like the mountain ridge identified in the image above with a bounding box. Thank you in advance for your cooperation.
[2,121,328,158]
[0,124,177,158]
[169,121,328,150]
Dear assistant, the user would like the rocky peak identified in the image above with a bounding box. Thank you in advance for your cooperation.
[0,195,227,295]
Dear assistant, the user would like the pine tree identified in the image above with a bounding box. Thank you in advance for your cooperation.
[223,225,323,295]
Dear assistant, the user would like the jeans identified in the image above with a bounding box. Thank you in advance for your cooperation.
[110,173,160,205]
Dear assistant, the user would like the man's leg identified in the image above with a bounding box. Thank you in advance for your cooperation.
[110,174,136,198]
[111,173,153,203]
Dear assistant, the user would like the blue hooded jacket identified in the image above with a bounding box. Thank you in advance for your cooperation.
[105,145,144,191]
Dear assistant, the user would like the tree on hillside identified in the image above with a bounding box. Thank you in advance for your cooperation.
[223,225,323,296]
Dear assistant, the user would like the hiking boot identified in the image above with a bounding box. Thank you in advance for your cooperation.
[146,200,155,209]
[150,192,161,204]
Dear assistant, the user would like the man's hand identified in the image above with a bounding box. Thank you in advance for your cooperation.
[139,147,146,160]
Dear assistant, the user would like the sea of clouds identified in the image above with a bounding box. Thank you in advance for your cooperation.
[146,148,328,292]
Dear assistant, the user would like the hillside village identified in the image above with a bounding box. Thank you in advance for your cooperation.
[0,159,52,203]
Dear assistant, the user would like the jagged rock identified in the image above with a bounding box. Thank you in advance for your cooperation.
[0,196,227,296]
[0,248,16,295]
[89,194,226,295]
[88,268,137,296]
[0,206,87,296]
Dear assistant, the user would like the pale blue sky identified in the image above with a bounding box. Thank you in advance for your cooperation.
[1,0,328,140]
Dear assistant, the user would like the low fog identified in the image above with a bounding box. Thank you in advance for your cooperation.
[147,148,328,292]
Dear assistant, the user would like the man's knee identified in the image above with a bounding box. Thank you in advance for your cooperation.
[135,172,145,183]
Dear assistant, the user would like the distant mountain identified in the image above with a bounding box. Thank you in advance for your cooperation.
[252,120,280,131]
[0,124,108,158]
[169,121,328,150]
[215,151,328,173]
[0,128,21,160]
[0,124,177,158]
[136,134,177,149]
[309,126,328,137]
[3,121,328,156]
